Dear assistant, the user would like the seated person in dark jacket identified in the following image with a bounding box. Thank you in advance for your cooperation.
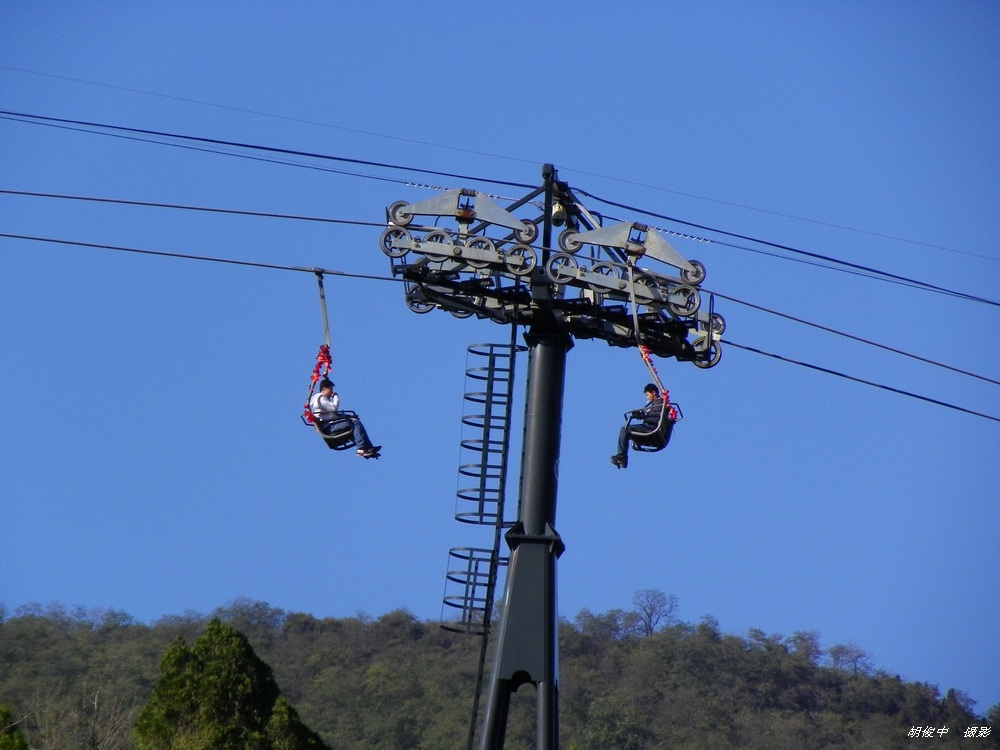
[610,383,665,469]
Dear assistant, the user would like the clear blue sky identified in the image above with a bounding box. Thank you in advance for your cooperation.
[3,2,998,715]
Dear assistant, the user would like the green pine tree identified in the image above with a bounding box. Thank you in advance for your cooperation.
[134,619,330,750]
[266,697,331,750]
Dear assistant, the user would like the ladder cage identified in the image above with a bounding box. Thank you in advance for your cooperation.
[441,342,523,617]
[442,547,510,635]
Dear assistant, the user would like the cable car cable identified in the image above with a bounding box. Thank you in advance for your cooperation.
[0,189,385,228]
[0,232,400,283]
[0,110,536,190]
[5,187,990,312]
[723,339,1000,424]
[599,209,991,301]
[5,111,995,307]
[709,289,1000,387]
[6,186,986,310]
[5,228,996,389]
[575,187,1000,309]
[5,65,993,264]
[5,230,995,423]
[3,183,994,388]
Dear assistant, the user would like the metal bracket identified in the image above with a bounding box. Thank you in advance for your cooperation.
[504,521,566,557]
[394,189,532,235]
[562,221,695,273]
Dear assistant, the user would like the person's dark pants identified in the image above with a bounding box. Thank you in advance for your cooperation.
[617,424,652,456]
[324,417,373,451]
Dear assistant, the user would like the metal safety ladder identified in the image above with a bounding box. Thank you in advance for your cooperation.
[442,341,522,635]
[441,340,523,750]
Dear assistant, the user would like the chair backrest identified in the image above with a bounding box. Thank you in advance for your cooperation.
[631,402,680,453]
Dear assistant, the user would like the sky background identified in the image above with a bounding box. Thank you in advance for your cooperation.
[2,1,998,716]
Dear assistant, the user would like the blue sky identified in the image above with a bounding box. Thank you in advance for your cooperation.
[2,2,998,715]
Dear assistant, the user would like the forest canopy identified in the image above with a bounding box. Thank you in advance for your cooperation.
[0,595,995,750]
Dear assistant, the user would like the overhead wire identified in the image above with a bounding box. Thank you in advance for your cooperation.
[574,187,1000,308]
[4,108,996,308]
[600,210,979,299]
[3,185,970,307]
[0,114,436,187]
[562,166,1000,263]
[708,289,1000,387]
[0,232,398,283]
[7,187,997,388]
[0,110,536,190]
[0,65,546,170]
[3,112,998,421]
[3,230,997,424]
[0,188,385,229]
[5,64,994,264]
[723,340,1000,424]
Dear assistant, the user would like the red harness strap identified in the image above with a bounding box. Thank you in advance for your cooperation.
[639,344,678,421]
[302,344,333,424]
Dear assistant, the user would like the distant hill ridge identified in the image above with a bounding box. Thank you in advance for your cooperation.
[1,595,995,749]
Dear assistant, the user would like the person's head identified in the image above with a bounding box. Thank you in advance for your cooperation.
[319,378,335,394]
[643,383,659,400]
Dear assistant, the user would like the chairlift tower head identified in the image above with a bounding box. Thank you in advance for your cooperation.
[380,166,724,369]
[379,165,725,750]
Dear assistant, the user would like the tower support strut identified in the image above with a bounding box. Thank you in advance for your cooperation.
[478,316,571,750]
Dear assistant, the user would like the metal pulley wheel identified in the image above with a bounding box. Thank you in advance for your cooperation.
[666,284,701,317]
[514,219,538,244]
[557,229,582,254]
[587,261,622,291]
[463,236,496,269]
[404,282,434,314]
[681,259,707,285]
[449,301,475,319]
[379,226,411,258]
[420,229,453,262]
[544,252,579,284]
[692,339,722,368]
[387,200,413,227]
[502,244,537,276]
[626,272,659,308]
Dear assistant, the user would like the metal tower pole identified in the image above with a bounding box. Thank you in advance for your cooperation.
[478,166,570,750]
[381,163,724,749]
[478,317,571,750]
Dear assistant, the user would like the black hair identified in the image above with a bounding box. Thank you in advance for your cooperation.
[644,383,659,395]
[319,379,334,390]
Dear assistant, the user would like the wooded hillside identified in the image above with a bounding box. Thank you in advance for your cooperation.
[1,596,995,749]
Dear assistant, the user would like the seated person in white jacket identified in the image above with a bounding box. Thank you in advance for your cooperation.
[309,379,380,457]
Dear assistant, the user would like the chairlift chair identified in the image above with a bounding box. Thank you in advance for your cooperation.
[626,401,683,453]
[301,410,361,451]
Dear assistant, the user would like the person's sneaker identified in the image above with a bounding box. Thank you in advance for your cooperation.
[361,445,382,458]
[610,454,627,469]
